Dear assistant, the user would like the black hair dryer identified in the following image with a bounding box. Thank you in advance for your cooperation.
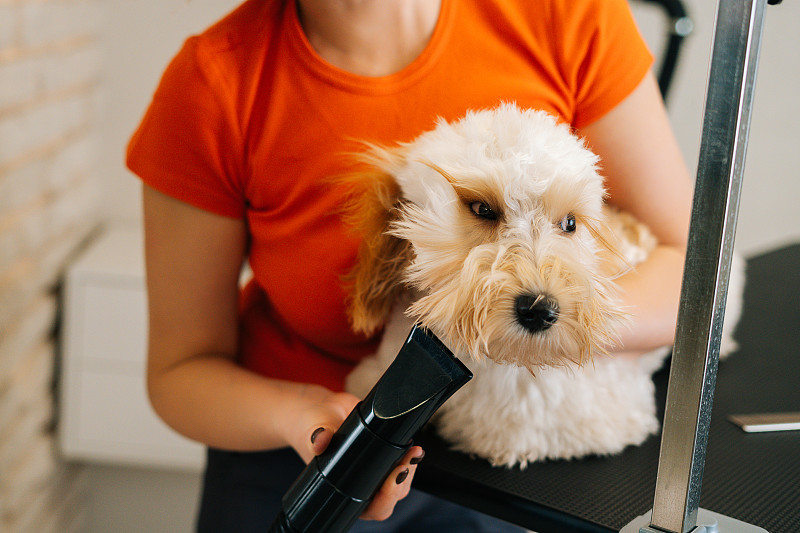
[268,325,472,533]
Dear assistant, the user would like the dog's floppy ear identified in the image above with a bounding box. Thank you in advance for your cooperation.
[341,146,413,335]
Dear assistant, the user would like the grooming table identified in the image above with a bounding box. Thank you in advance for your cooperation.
[415,244,800,532]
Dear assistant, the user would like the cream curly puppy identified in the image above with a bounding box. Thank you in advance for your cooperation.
[343,103,742,467]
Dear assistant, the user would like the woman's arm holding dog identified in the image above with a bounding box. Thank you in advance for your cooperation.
[142,185,421,520]
[578,72,692,354]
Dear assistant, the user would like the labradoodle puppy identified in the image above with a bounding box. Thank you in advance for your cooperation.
[342,103,742,467]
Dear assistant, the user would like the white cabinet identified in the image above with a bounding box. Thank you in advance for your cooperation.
[59,226,204,471]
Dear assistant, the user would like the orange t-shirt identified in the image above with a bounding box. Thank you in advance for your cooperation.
[127,0,652,392]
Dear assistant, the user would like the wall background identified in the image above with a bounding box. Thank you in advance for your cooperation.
[1,0,104,530]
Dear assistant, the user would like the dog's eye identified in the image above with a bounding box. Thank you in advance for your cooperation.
[559,213,577,233]
[470,201,498,220]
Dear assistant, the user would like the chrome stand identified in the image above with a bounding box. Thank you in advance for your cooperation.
[622,509,768,533]
[621,0,780,531]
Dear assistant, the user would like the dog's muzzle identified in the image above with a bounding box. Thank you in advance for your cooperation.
[515,293,559,333]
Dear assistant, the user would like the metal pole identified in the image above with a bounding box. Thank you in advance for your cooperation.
[641,0,768,532]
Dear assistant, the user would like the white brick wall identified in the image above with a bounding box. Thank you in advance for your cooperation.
[0,0,103,530]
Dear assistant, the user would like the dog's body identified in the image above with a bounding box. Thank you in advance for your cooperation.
[343,104,742,466]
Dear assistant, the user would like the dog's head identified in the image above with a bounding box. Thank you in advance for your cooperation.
[343,103,628,370]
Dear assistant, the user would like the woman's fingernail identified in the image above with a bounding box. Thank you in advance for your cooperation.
[310,427,325,444]
[410,451,425,465]
[395,468,410,485]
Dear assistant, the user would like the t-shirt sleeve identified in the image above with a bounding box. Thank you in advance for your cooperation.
[553,0,654,129]
[126,36,245,218]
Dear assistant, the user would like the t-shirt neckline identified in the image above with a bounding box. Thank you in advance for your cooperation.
[286,0,454,95]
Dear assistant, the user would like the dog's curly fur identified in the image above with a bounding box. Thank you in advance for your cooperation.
[342,103,743,467]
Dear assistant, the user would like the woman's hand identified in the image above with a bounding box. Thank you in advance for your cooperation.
[283,386,425,521]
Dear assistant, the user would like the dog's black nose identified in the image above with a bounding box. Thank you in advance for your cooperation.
[515,294,559,333]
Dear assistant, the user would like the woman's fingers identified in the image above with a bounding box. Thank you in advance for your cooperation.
[360,446,425,521]
[292,390,360,463]
[309,425,333,456]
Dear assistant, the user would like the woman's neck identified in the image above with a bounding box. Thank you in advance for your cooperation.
[296,0,442,77]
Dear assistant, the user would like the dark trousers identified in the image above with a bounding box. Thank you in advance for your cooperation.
[197,447,525,533]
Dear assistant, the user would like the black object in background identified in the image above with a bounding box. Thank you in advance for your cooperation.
[634,0,692,101]
[268,325,472,533]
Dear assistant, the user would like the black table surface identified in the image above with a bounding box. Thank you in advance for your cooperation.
[415,244,800,533]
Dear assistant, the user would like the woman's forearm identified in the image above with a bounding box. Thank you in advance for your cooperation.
[612,244,685,354]
[147,351,354,458]
[147,352,303,451]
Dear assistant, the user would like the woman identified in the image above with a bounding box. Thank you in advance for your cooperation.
[127,0,692,530]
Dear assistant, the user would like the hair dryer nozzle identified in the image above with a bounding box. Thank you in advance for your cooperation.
[358,324,472,445]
